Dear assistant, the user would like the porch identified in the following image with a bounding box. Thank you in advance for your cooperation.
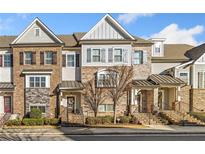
[131,74,184,114]
[0,83,15,114]
[58,81,84,124]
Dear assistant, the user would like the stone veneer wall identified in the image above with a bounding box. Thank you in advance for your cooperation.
[190,89,205,112]
[25,88,50,116]
[12,46,62,118]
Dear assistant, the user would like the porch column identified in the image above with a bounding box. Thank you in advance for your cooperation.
[153,88,159,111]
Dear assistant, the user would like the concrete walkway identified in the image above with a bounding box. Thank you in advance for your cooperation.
[1,125,205,135]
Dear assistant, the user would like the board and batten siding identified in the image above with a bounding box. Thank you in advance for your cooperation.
[83,19,125,40]
[81,44,132,67]
[0,50,12,82]
[62,51,81,81]
[192,64,205,88]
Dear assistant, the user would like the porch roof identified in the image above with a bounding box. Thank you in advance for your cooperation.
[0,82,15,90]
[148,74,185,85]
[132,80,159,88]
[58,81,84,90]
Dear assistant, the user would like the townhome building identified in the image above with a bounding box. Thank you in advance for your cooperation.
[0,14,199,123]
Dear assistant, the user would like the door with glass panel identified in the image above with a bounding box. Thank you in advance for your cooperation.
[4,96,12,113]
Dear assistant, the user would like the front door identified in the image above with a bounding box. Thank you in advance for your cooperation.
[158,90,165,110]
[4,96,12,113]
[67,96,75,113]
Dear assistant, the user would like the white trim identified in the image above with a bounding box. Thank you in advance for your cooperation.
[194,53,205,64]
[66,95,76,112]
[34,27,41,37]
[178,71,190,85]
[22,71,52,75]
[81,14,135,40]
[11,18,63,44]
[175,60,194,69]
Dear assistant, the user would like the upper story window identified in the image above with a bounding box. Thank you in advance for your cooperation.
[29,76,46,88]
[24,52,32,64]
[150,39,165,57]
[133,50,143,64]
[114,48,123,62]
[92,49,101,62]
[62,53,80,68]
[0,54,12,67]
[179,72,189,84]
[45,51,53,64]
[35,28,40,37]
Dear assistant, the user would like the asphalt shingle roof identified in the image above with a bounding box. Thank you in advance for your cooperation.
[59,81,84,90]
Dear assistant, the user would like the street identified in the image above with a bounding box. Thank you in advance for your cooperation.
[1,133,205,141]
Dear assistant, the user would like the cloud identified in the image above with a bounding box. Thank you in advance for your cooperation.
[118,13,154,24]
[150,23,204,46]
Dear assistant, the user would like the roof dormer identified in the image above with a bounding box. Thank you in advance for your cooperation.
[150,38,166,57]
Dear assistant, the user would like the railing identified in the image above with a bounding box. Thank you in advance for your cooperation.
[0,113,11,128]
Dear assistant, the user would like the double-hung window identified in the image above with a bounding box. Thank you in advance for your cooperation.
[25,52,32,64]
[92,49,101,62]
[45,51,53,64]
[29,76,47,88]
[67,54,75,67]
[114,48,123,62]
[4,54,11,67]
[35,28,40,37]
[30,105,46,113]
[198,72,205,88]
[133,50,143,64]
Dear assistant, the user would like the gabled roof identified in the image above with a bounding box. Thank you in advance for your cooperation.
[81,14,135,40]
[152,44,194,62]
[185,43,205,60]
[11,18,63,45]
[0,36,16,48]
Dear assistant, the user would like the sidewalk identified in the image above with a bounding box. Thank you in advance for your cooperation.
[1,125,205,135]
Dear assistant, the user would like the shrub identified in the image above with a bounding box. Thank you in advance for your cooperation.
[29,108,42,119]
[22,118,44,126]
[44,118,59,125]
[5,119,21,126]
[129,115,139,124]
[101,116,113,124]
[119,116,130,123]
[86,117,97,125]
[190,112,205,122]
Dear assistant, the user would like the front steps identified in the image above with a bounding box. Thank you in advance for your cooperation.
[159,110,205,126]
[133,113,169,125]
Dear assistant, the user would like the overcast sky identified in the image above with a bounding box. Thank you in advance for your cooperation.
[0,13,205,46]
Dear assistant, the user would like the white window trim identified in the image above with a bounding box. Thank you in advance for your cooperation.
[67,53,76,68]
[91,48,101,63]
[29,104,46,114]
[44,51,53,65]
[179,71,189,85]
[98,104,114,112]
[198,71,205,88]
[24,52,32,65]
[2,53,11,67]
[26,75,50,88]
[113,48,123,63]
[34,28,41,37]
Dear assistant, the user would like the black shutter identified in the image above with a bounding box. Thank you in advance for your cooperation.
[20,52,24,65]
[52,52,57,64]
[0,55,2,67]
[40,52,44,65]
[62,54,66,67]
[76,54,80,67]
[10,55,13,67]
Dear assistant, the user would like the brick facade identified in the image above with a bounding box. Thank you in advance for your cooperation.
[12,46,62,118]
[190,89,205,112]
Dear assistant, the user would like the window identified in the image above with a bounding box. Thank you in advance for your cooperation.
[133,50,143,64]
[30,105,46,113]
[92,49,101,62]
[25,52,32,64]
[45,51,53,64]
[198,72,205,88]
[29,76,47,88]
[4,54,11,67]
[97,71,118,87]
[67,54,75,67]
[155,47,160,54]
[114,48,123,62]
[179,72,189,84]
[35,28,40,37]
[4,96,12,113]
[98,104,114,112]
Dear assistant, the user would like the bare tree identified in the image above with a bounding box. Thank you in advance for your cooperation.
[82,79,107,117]
[106,65,134,124]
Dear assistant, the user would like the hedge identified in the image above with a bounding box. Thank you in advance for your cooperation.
[29,108,42,118]
[86,116,113,125]
[22,118,44,126]
[5,119,21,126]
[190,112,205,122]
[44,118,59,125]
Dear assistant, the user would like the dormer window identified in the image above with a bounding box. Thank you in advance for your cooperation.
[35,28,40,37]
[150,38,165,57]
